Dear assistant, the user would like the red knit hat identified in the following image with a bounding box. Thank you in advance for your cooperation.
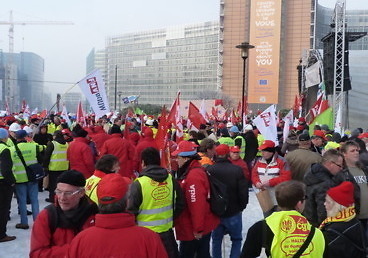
[97,174,131,205]
[216,144,230,155]
[358,132,368,139]
[327,181,355,207]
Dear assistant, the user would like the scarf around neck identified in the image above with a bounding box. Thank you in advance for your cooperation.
[319,205,356,229]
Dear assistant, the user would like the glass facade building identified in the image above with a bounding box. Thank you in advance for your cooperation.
[0,51,44,112]
[105,21,220,107]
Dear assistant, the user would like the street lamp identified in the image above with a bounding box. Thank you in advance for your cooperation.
[236,42,254,123]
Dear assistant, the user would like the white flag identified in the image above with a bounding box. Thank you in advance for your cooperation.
[305,61,322,88]
[282,109,294,143]
[334,102,343,135]
[61,104,72,126]
[77,70,110,119]
[253,105,278,145]
[200,99,208,122]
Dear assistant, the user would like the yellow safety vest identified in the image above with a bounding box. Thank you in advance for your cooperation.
[0,144,9,179]
[6,138,14,147]
[218,137,235,147]
[266,210,325,258]
[257,134,265,157]
[85,175,102,204]
[48,141,69,171]
[10,142,38,183]
[136,174,174,233]
[235,135,246,159]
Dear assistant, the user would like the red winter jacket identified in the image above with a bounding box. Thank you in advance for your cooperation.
[230,158,250,180]
[90,132,110,157]
[67,137,95,178]
[68,213,168,258]
[175,160,219,241]
[133,136,159,172]
[30,209,95,258]
[100,134,135,178]
[251,154,291,187]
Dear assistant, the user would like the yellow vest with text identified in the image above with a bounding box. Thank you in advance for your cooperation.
[266,210,325,258]
[10,142,38,183]
[85,175,102,204]
[234,135,246,159]
[218,136,235,147]
[48,141,69,171]
[136,174,174,233]
[0,144,9,179]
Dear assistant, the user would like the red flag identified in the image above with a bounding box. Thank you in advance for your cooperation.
[21,100,26,113]
[168,92,183,142]
[39,109,47,119]
[307,95,323,123]
[214,99,223,106]
[211,107,219,120]
[188,102,207,130]
[237,101,242,117]
[292,95,299,116]
[76,101,86,126]
[155,106,170,168]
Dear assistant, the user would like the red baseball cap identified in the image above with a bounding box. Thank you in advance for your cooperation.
[171,141,198,156]
[358,132,368,139]
[259,140,275,150]
[313,130,327,140]
[97,174,131,205]
[230,146,240,153]
[216,144,230,156]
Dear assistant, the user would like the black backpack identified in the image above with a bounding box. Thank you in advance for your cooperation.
[205,169,228,217]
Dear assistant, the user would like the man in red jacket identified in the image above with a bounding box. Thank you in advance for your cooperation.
[30,170,98,257]
[172,141,219,258]
[100,125,135,178]
[68,173,168,258]
[67,125,95,178]
[133,127,159,172]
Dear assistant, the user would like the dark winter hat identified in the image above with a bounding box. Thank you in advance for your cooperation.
[57,170,86,187]
[15,129,28,139]
[298,133,311,142]
[72,124,88,138]
[327,181,354,207]
[109,124,121,134]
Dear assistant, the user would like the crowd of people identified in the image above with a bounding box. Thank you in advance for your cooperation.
[0,111,367,257]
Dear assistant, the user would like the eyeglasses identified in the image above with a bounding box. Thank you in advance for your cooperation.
[54,189,83,197]
[330,160,343,169]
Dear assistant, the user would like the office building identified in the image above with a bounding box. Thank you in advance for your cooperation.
[105,21,220,107]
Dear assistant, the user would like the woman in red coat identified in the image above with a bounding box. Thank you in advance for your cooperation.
[67,125,95,178]
[172,141,219,258]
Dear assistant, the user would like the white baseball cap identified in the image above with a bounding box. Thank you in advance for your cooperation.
[9,122,21,132]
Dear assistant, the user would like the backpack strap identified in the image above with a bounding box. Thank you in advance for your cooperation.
[45,205,58,234]
[293,226,315,258]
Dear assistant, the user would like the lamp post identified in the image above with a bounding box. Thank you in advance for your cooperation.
[236,42,254,123]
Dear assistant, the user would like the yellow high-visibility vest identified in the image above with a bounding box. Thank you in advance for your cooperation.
[48,141,69,171]
[136,174,174,233]
[266,210,325,257]
[10,142,38,183]
[0,144,9,179]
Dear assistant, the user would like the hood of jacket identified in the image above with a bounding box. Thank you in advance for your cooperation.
[304,163,333,186]
[140,165,168,182]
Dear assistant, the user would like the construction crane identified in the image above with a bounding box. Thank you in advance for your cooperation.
[0,10,73,112]
[0,10,73,53]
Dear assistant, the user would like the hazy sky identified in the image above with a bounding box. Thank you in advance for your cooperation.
[0,0,219,95]
[0,0,366,97]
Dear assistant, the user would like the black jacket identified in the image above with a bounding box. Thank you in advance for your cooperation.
[242,131,258,163]
[303,163,360,227]
[207,158,248,217]
[321,218,366,258]
[0,141,15,185]
[128,165,185,220]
